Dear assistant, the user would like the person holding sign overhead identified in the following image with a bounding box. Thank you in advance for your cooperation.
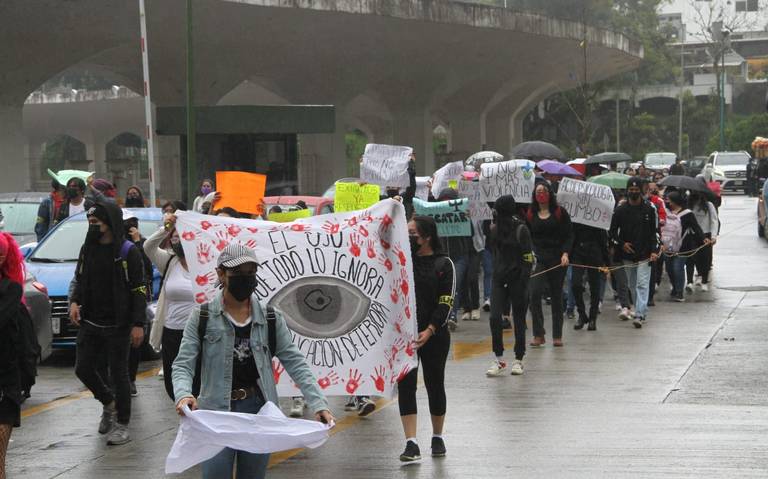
[526,182,573,348]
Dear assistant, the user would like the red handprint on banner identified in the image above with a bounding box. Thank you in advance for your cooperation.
[370,366,386,393]
[399,268,410,297]
[379,214,393,231]
[272,360,285,384]
[349,233,361,257]
[317,371,340,390]
[322,220,340,235]
[196,243,212,264]
[346,369,363,394]
[366,240,377,259]
[379,254,393,272]
[195,292,208,304]
[239,239,257,249]
[181,231,196,241]
[404,304,412,319]
[394,245,407,267]
[200,220,213,230]
[226,224,242,237]
[405,341,415,357]
[380,238,391,250]
[360,211,375,223]
[290,223,309,232]
[345,216,358,227]
[247,227,259,234]
[358,225,369,238]
[213,231,229,251]
[195,272,215,287]
[394,317,403,334]
[390,283,400,304]
[395,365,412,383]
[391,338,405,359]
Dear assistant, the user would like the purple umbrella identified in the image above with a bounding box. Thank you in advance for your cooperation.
[537,160,582,177]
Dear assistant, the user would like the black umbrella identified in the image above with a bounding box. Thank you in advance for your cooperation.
[584,152,632,165]
[658,175,710,192]
[511,141,566,161]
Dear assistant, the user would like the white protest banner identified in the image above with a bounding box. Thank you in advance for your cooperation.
[360,144,412,188]
[457,180,493,221]
[556,177,616,230]
[415,176,431,201]
[430,161,464,198]
[478,159,536,203]
[413,197,471,237]
[176,200,418,399]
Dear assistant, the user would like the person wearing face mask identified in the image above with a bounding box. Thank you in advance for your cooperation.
[55,177,96,224]
[398,216,455,462]
[192,179,220,214]
[35,180,66,241]
[644,181,666,307]
[173,244,334,479]
[124,186,146,208]
[685,191,719,293]
[609,177,660,328]
[68,202,147,446]
[526,182,573,347]
[144,213,200,401]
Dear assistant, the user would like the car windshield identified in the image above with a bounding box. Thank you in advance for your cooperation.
[29,217,160,262]
[644,154,676,166]
[0,202,39,235]
[716,153,749,166]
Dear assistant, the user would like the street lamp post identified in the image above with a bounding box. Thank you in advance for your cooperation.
[186,0,196,204]
[719,31,731,151]
[678,26,685,160]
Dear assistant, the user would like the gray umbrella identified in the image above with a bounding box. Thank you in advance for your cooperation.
[658,175,711,192]
[584,152,633,165]
[511,141,566,161]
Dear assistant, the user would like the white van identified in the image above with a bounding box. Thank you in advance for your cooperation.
[708,151,751,191]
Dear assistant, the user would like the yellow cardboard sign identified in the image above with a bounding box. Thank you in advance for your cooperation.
[334,183,381,213]
[268,208,312,223]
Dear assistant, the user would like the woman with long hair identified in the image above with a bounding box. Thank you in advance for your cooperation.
[685,191,718,292]
[398,216,455,461]
[0,233,26,479]
[527,182,573,347]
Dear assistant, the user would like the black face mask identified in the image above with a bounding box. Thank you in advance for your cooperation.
[227,275,256,302]
[125,197,143,207]
[628,192,641,201]
[409,235,421,255]
[67,187,80,199]
[86,224,103,243]
[386,189,398,198]
[171,241,185,258]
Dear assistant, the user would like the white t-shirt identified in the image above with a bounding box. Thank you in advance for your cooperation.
[68,201,86,217]
[164,263,196,330]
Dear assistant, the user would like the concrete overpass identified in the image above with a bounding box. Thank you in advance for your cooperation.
[1,0,643,198]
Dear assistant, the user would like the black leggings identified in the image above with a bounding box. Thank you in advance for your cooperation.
[530,263,567,339]
[572,266,602,321]
[398,331,450,417]
[161,327,200,401]
[489,272,529,360]
[686,236,712,284]
[461,249,481,311]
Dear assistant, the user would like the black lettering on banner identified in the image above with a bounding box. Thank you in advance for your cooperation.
[268,230,297,254]
[305,247,327,274]
[306,231,344,249]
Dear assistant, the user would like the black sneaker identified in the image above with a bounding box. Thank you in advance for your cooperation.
[399,440,421,462]
[130,382,138,397]
[574,316,587,330]
[431,437,446,457]
[357,397,376,417]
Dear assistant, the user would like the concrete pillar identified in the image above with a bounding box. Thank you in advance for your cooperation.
[27,141,47,190]
[509,114,525,156]
[486,116,511,158]
[85,137,107,178]
[298,112,347,195]
[155,135,181,202]
[449,115,485,160]
[0,105,30,191]
[391,108,434,175]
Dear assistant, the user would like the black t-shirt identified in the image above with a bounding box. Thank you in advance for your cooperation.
[231,320,260,390]
[86,243,115,325]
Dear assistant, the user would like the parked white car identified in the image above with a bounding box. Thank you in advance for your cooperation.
[708,151,750,191]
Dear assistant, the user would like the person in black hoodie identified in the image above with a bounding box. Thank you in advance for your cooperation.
[609,177,660,328]
[570,223,610,331]
[527,182,574,347]
[485,195,535,377]
[398,216,455,462]
[69,202,147,446]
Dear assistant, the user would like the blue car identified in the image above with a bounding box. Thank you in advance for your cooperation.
[24,208,163,352]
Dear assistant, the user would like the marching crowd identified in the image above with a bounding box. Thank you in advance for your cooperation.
[0,155,723,478]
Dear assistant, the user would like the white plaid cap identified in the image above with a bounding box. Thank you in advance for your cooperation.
[217,243,259,268]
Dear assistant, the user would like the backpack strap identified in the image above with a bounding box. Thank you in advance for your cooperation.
[119,240,134,261]
[197,303,209,356]
[157,255,176,294]
[266,305,277,358]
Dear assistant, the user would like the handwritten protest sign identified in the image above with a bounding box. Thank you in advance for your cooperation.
[268,209,312,223]
[415,177,430,200]
[215,171,267,215]
[176,200,417,398]
[413,197,471,237]
[457,180,493,221]
[360,144,412,188]
[430,161,464,198]
[556,177,615,230]
[334,182,381,213]
[478,159,535,203]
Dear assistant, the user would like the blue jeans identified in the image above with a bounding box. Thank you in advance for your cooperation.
[450,255,468,319]
[666,256,686,298]
[623,261,652,319]
[482,249,493,300]
[201,395,270,479]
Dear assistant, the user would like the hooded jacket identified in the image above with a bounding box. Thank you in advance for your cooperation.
[70,201,147,329]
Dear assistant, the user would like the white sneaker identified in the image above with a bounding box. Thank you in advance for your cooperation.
[700,283,709,292]
[460,311,471,321]
[482,299,491,312]
[598,301,603,313]
[447,318,458,331]
[344,396,357,411]
[695,277,702,287]
[614,303,622,311]
[509,359,524,376]
[619,307,632,321]
[470,309,481,320]
[486,360,508,377]
[290,397,305,418]
[685,283,694,293]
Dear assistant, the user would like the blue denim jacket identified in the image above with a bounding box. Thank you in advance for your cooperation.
[172,292,329,414]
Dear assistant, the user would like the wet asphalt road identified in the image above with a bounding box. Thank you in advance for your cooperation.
[8,193,768,478]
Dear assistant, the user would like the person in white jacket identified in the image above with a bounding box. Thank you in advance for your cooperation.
[685,191,719,292]
[145,213,200,400]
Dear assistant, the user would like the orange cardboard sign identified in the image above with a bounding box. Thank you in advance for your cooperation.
[214,171,267,215]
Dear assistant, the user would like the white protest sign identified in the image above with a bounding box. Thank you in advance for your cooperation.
[478,159,536,203]
[430,161,464,198]
[415,176,431,201]
[457,180,493,221]
[360,144,412,188]
[176,200,418,399]
[556,177,616,230]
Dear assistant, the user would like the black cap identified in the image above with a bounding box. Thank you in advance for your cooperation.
[627,176,643,189]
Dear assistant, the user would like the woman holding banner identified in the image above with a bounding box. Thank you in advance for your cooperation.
[398,216,455,462]
[527,182,573,347]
